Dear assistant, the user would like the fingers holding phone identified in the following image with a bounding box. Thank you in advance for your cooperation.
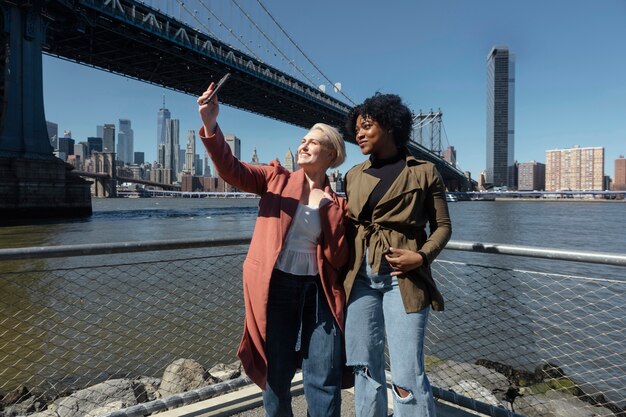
[198,73,231,134]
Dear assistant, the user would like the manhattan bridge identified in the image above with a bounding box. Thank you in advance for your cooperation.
[0,0,471,209]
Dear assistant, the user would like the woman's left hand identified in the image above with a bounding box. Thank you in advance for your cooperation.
[385,248,424,276]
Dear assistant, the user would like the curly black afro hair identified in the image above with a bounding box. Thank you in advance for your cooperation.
[345,93,413,148]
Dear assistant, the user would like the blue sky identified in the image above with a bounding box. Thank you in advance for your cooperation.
[42,0,626,179]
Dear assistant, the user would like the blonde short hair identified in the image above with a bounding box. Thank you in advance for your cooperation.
[310,123,346,168]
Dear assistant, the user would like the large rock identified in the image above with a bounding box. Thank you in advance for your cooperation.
[29,378,137,417]
[84,400,129,417]
[515,390,612,417]
[451,380,501,406]
[158,359,217,398]
[209,361,242,382]
[430,359,509,393]
[133,376,161,402]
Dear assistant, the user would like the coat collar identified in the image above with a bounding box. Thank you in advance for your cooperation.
[348,155,426,219]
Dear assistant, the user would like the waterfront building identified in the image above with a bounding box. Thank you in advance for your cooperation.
[102,124,115,154]
[184,130,196,175]
[486,46,515,188]
[284,148,298,172]
[46,121,58,150]
[117,119,134,165]
[443,146,457,168]
[518,161,546,191]
[614,156,626,190]
[545,146,604,191]
[134,152,145,165]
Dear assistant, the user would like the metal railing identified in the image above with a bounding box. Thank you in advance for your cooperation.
[0,239,624,417]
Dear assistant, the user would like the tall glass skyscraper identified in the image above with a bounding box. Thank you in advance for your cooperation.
[102,124,116,154]
[165,119,180,180]
[118,119,133,164]
[486,46,515,188]
[157,96,171,148]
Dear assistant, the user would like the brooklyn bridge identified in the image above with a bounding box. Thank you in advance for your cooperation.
[0,0,470,217]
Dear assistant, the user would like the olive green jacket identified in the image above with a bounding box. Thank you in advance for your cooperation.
[344,155,452,312]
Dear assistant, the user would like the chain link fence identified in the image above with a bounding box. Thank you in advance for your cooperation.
[0,239,624,417]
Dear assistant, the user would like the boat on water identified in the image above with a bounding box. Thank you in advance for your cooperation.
[470,194,496,201]
[445,193,458,202]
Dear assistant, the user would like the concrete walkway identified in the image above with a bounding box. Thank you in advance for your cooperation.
[157,373,482,417]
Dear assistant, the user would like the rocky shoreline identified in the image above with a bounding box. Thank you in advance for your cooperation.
[1,357,623,417]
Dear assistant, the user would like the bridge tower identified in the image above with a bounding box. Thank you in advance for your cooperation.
[0,0,92,220]
[92,152,117,197]
[413,110,443,156]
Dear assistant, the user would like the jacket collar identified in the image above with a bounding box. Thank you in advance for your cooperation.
[348,154,426,219]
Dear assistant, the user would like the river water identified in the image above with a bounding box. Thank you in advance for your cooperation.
[0,198,624,406]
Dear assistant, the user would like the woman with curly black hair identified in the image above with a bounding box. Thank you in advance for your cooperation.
[343,93,452,417]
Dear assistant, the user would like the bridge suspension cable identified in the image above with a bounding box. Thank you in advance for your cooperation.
[173,0,264,61]
[253,0,356,105]
[170,0,355,105]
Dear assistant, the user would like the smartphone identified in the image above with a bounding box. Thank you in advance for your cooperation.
[202,73,231,105]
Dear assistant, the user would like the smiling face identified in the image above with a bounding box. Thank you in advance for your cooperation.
[354,115,397,159]
[297,128,335,170]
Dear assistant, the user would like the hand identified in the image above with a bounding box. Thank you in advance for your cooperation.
[197,82,220,134]
[308,188,332,207]
[384,248,424,276]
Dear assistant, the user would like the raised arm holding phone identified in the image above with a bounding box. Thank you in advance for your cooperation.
[197,79,349,417]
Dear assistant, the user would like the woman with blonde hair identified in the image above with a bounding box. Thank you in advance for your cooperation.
[197,82,348,417]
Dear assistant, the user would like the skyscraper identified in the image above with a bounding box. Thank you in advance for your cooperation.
[184,130,196,175]
[165,118,180,182]
[486,46,515,188]
[157,96,171,153]
[224,134,241,159]
[118,119,134,165]
[102,124,116,154]
[87,137,103,155]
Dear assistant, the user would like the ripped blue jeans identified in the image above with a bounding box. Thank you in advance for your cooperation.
[345,259,436,417]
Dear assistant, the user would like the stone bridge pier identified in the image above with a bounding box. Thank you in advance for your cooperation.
[0,0,92,220]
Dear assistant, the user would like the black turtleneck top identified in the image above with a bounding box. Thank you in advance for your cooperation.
[357,152,406,222]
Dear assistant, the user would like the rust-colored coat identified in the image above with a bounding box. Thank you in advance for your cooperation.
[200,126,348,389]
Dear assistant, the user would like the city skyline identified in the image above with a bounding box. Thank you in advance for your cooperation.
[42,0,625,179]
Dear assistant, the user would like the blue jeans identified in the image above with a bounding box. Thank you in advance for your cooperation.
[262,269,342,417]
[345,260,436,417]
